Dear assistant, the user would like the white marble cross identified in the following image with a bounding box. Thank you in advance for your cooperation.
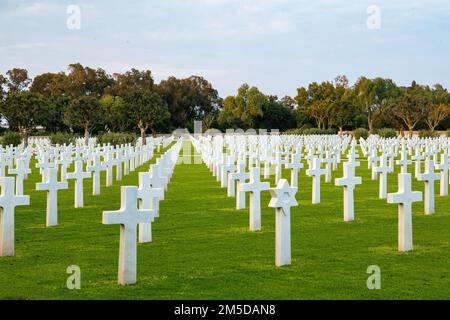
[417,159,440,215]
[221,156,236,189]
[137,172,160,243]
[0,153,8,177]
[268,179,298,267]
[306,157,327,204]
[368,149,379,177]
[67,160,91,208]
[240,167,270,231]
[262,151,273,179]
[36,167,68,226]
[386,148,395,173]
[9,158,31,195]
[411,148,424,179]
[347,141,359,162]
[149,164,168,194]
[305,148,316,167]
[436,153,450,196]
[103,186,153,285]
[226,159,239,197]
[73,150,87,163]
[273,152,287,184]
[129,148,136,172]
[286,153,304,188]
[102,152,115,187]
[335,162,362,222]
[396,145,412,174]
[331,149,339,171]
[387,173,422,252]
[374,154,390,199]
[0,177,30,256]
[214,153,225,181]
[36,153,56,182]
[56,153,72,182]
[229,161,249,209]
[122,149,131,176]
[321,151,334,183]
[112,152,123,182]
[87,155,106,195]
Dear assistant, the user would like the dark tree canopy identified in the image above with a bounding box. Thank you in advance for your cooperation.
[157,76,220,131]
[66,63,113,98]
[5,68,31,93]
[63,96,104,145]
[0,91,46,146]
[1,64,449,139]
[110,69,154,97]
[391,85,432,133]
[30,72,69,97]
[123,90,170,144]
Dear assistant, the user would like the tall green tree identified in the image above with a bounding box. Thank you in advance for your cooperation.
[157,77,188,128]
[302,81,335,129]
[294,87,312,128]
[30,72,69,97]
[353,77,399,133]
[425,103,450,132]
[38,96,71,133]
[328,78,358,133]
[392,83,431,135]
[158,76,220,130]
[218,95,243,129]
[218,84,267,129]
[64,96,104,145]
[4,68,31,93]
[100,95,133,132]
[110,69,154,97]
[0,92,46,147]
[123,90,170,144]
[256,100,296,131]
[425,84,450,131]
[66,63,113,98]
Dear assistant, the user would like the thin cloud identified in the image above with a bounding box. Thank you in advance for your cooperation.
[0,42,47,50]
[0,0,449,97]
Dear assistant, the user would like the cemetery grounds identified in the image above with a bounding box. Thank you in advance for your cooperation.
[1,141,450,300]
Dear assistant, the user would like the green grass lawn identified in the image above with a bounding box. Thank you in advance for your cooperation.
[1,140,450,300]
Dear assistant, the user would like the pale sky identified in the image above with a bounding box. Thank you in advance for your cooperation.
[1,0,449,98]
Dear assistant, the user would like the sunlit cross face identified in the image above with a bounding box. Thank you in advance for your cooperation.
[282,192,291,203]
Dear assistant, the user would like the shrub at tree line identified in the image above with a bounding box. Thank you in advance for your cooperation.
[375,128,397,138]
[49,132,77,145]
[97,132,137,146]
[284,128,337,135]
[0,131,22,146]
[418,130,439,138]
[352,128,369,140]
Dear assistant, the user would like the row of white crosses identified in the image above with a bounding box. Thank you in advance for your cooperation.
[353,136,450,252]
[0,136,171,259]
[192,133,450,262]
[102,139,182,285]
[33,143,157,226]
[191,135,300,266]
[0,145,32,256]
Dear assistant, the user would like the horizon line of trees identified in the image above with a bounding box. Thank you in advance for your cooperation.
[220,76,450,135]
[1,64,449,147]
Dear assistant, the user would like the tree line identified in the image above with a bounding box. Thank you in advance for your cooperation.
[1,65,449,147]
[220,76,450,135]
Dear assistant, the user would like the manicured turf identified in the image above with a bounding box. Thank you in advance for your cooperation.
[1,140,450,299]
